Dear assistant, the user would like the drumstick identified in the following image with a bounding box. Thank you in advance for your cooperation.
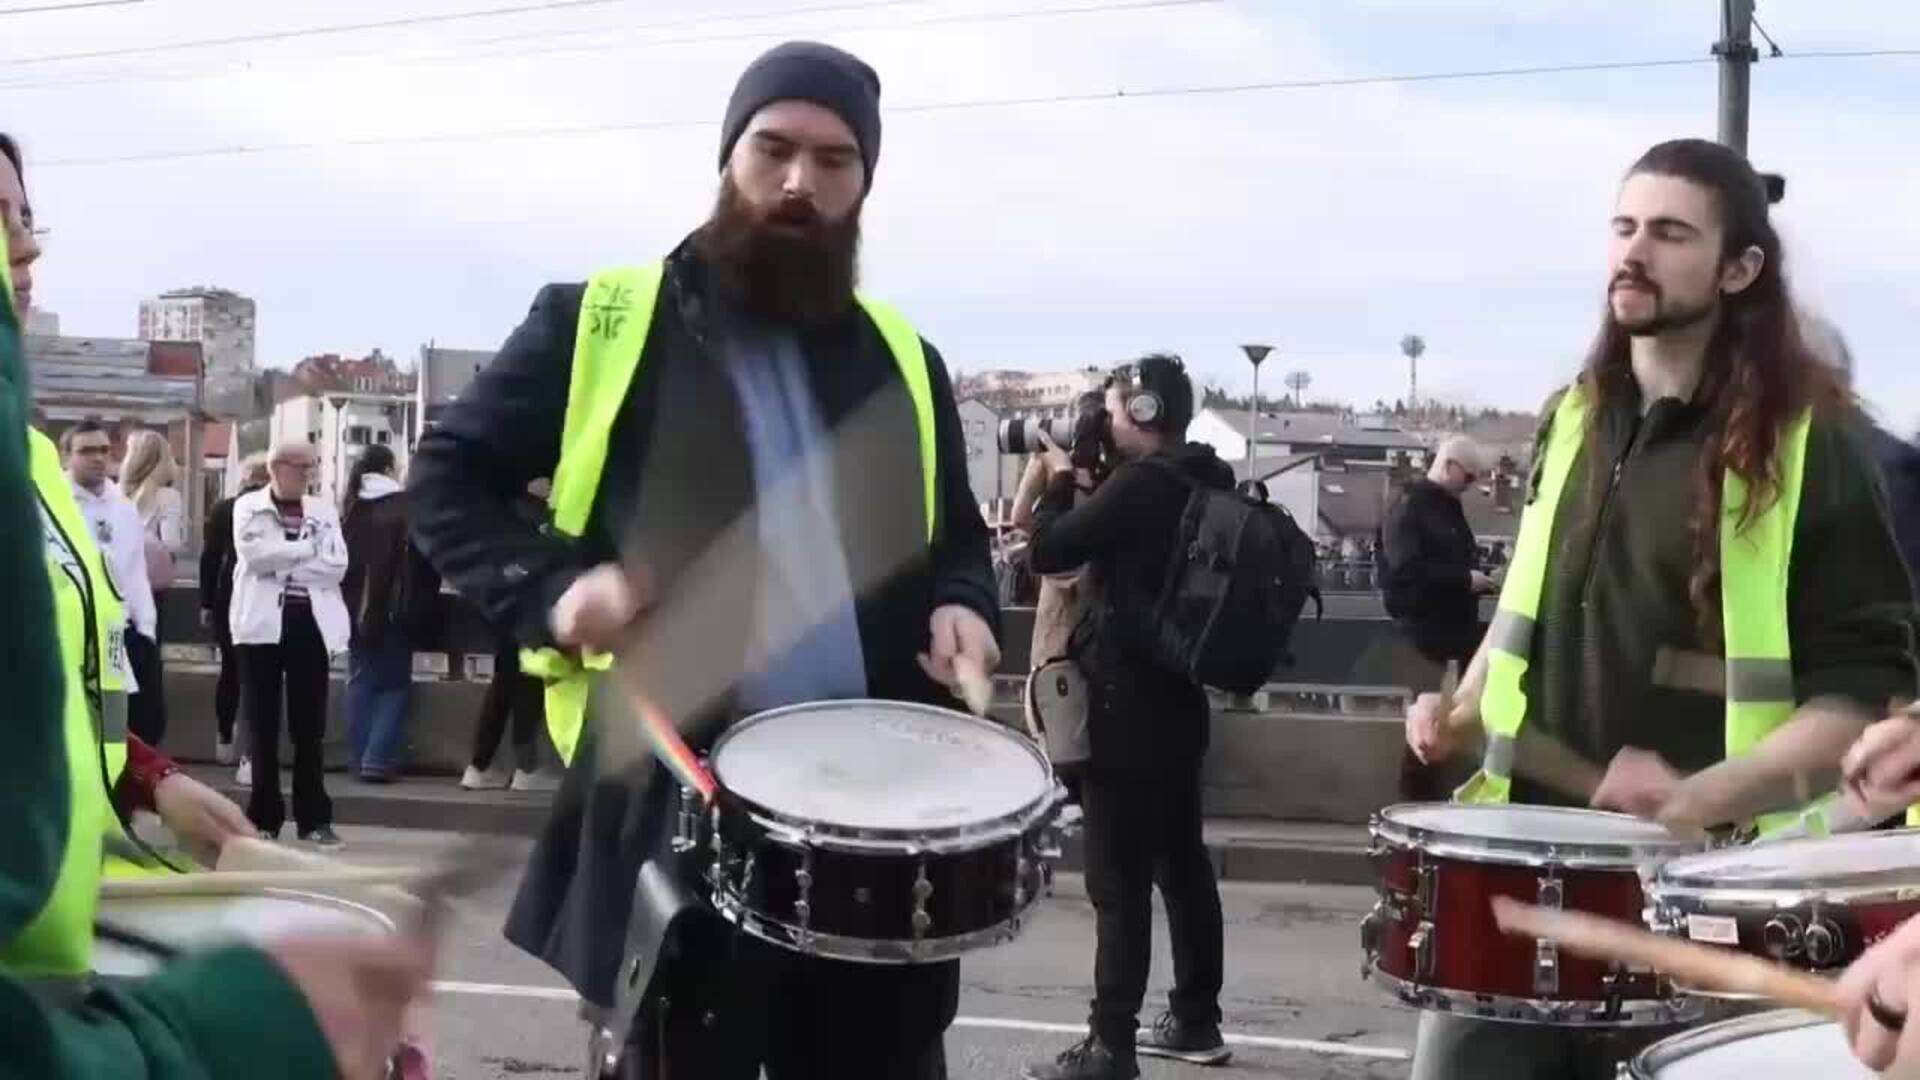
[1489,897,1844,1017]
[1436,659,1602,804]
[99,867,431,898]
[599,393,985,783]
[952,653,993,718]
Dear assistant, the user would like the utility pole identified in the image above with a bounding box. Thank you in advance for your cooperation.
[1715,0,1757,156]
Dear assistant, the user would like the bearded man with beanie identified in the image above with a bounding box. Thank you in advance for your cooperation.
[409,42,999,1079]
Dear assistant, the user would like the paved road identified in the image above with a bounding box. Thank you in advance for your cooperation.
[274,827,1416,1079]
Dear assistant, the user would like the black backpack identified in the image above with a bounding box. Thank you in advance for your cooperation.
[1135,460,1324,695]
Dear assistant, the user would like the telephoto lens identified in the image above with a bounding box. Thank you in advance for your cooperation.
[996,416,1076,455]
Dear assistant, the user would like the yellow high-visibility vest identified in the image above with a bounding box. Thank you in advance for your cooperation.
[1,429,131,976]
[1461,384,1835,838]
[519,264,941,764]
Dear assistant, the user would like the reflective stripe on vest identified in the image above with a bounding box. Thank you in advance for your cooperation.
[1,431,127,977]
[1460,385,1825,837]
[520,264,941,765]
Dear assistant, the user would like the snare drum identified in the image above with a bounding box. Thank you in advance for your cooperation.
[1362,802,1706,1025]
[692,699,1066,964]
[94,890,396,976]
[1646,829,1920,980]
[1623,1009,1872,1079]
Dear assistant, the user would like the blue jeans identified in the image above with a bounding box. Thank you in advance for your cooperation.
[346,633,413,776]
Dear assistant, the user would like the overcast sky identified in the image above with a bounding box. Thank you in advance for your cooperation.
[4,1,1915,426]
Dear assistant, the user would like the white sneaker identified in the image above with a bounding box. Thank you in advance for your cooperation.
[235,758,252,786]
[460,764,511,791]
[215,738,236,765]
[510,769,560,793]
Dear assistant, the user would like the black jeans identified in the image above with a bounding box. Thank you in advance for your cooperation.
[1081,766,1224,1049]
[470,638,544,771]
[125,625,166,747]
[618,915,954,1079]
[214,620,242,748]
[241,603,333,835]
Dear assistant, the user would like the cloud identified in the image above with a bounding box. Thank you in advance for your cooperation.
[5,1,1916,428]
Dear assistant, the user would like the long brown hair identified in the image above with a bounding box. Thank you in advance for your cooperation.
[1576,138,1846,638]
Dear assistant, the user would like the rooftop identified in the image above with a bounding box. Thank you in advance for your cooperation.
[26,335,202,419]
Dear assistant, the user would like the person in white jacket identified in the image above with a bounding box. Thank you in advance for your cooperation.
[62,421,155,702]
[229,441,349,848]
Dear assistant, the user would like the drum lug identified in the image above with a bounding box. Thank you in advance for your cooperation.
[1407,921,1435,979]
[1533,874,1563,996]
[671,785,700,854]
[793,847,814,932]
[911,860,934,940]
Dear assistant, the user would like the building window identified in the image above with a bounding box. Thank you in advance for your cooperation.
[376,430,392,445]
[345,425,371,446]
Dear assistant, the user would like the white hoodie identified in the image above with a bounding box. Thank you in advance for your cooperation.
[71,479,157,641]
[228,486,351,653]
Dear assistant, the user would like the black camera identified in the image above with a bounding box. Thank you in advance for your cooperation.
[996,392,1109,467]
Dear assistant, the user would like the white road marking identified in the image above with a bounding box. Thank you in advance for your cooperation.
[428,981,1413,1062]
[950,1017,1410,1061]
[432,979,577,1002]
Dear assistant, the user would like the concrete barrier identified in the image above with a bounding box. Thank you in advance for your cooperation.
[159,671,1407,823]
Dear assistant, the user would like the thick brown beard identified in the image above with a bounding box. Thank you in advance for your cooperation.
[694,176,862,326]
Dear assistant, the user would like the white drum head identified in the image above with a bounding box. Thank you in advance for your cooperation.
[1634,1011,1870,1079]
[1662,829,1920,890]
[713,700,1052,834]
[94,890,394,978]
[1385,803,1679,845]
[1374,802,1700,868]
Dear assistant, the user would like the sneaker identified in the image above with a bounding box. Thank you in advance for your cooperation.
[235,758,252,787]
[215,738,236,765]
[358,768,396,784]
[299,827,345,849]
[509,768,560,793]
[460,764,511,791]
[1137,1012,1232,1066]
[1023,1036,1137,1080]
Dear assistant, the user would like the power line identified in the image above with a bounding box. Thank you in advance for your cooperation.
[2,0,643,66]
[0,0,142,14]
[0,0,1203,94]
[34,47,1920,169]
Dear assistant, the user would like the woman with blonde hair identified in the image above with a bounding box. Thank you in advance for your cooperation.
[119,427,184,745]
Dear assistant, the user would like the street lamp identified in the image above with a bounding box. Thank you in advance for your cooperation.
[1241,344,1272,469]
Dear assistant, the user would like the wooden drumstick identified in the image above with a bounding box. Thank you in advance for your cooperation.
[1490,896,1844,1017]
[952,653,994,718]
[1436,660,1603,804]
[99,867,431,898]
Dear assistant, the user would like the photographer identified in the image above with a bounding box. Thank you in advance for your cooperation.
[1022,356,1232,1080]
[1010,393,1110,690]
